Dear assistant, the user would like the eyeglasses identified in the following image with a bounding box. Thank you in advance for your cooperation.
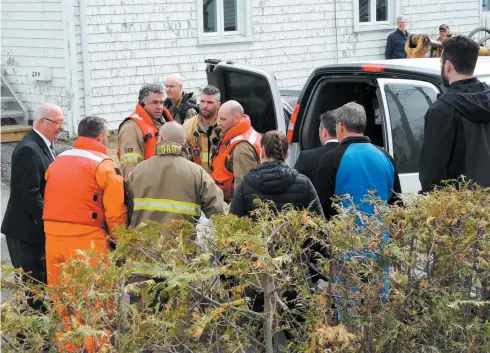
[43,117,63,127]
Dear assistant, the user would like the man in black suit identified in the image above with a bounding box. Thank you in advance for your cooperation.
[2,102,64,286]
[293,110,339,182]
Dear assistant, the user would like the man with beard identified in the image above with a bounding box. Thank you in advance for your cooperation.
[420,36,490,192]
[183,85,221,173]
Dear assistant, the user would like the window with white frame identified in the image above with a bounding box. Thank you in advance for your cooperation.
[199,0,251,43]
[483,0,490,12]
[359,0,388,23]
[354,0,399,32]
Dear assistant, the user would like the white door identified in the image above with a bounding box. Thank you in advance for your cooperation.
[377,78,440,194]
[205,60,285,134]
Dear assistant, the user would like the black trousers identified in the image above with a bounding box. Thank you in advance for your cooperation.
[6,237,47,284]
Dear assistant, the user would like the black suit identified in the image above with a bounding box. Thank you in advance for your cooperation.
[293,141,339,182]
[1,129,55,284]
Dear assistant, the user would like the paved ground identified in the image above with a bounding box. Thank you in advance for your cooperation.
[1,187,11,267]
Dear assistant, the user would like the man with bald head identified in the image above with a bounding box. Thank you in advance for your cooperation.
[2,102,64,290]
[128,121,225,227]
[163,73,199,124]
[210,100,261,202]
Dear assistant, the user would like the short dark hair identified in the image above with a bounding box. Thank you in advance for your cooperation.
[442,36,479,75]
[201,85,221,102]
[78,116,107,138]
[138,83,164,105]
[334,102,367,134]
[261,130,289,162]
[319,110,337,138]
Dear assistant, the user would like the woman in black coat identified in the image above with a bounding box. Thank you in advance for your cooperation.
[230,130,323,217]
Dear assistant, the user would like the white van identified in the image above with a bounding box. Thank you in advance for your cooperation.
[205,57,490,194]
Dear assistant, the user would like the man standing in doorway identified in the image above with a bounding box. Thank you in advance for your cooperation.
[294,110,339,182]
[385,16,408,59]
[420,36,490,191]
[183,85,221,173]
[164,73,199,124]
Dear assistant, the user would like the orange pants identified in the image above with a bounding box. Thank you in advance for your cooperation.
[46,231,111,352]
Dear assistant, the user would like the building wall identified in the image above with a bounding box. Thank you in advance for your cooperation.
[1,0,483,134]
[1,0,67,118]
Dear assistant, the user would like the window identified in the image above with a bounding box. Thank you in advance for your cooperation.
[199,0,252,44]
[483,0,490,12]
[384,84,438,173]
[224,71,276,133]
[353,0,400,32]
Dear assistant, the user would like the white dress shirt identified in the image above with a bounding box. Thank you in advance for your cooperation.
[324,139,338,145]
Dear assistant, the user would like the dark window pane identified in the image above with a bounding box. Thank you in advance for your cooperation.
[376,0,387,21]
[203,0,217,33]
[223,0,237,31]
[359,0,371,22]
[385,84,438,173]
[225,71,277,133]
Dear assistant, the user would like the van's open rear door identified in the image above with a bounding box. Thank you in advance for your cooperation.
[205,59,285,134]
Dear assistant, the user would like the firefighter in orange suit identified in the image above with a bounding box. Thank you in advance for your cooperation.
[129,121,225,227]
[183,85,221,173]
[211,100,261,202]
[43,116,127,352]
[118,83,173,179]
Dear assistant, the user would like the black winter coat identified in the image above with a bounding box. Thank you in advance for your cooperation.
[230,162,323,217]
[419,78,490,192]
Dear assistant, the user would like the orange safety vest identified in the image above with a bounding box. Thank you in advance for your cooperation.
[43,137,112,228]
[211,115,261,201]
[117,103,173,161]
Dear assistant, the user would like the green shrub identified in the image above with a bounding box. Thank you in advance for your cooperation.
[1,183,489,353]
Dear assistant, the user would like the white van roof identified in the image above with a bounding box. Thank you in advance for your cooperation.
[364,57,490,77]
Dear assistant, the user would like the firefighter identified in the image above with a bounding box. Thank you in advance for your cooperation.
[183,85,221,173]
[118,83,173,179]
[128,121,225,227]
[164,73,199,124]
[210,100,261,202]
[43,116,127,352]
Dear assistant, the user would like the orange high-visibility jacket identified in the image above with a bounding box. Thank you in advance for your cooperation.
[211,115,261,201]
[43,136,127,283]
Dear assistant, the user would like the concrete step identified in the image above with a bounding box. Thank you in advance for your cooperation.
[1,96,15,105]
[1,109,24,119]
[1,124,32,143]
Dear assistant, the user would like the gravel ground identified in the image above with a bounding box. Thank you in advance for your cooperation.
[1,135,119,188]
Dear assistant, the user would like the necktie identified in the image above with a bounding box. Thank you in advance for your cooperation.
[49,144,56,159]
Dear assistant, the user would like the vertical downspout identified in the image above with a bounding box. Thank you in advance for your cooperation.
[334,0,339,64]
[79,0,92,118]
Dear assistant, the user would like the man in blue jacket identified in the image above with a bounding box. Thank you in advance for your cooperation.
[385,16,408,59]
[314,102,401,220]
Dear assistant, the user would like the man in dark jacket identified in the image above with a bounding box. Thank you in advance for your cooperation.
[385,16,408,59]
[2,102,64,288]
[419,36,490,192]
[294,110,339,182]
[314,102,401,220]
[163,73,199,124]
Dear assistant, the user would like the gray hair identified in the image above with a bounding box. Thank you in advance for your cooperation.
[333,102,367,134]
[138,83,164,105]
[397,15,407,23]
[78,116,107,138]
[32,102,60,123]
[201,85,221,102]
[319,110,337,138]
